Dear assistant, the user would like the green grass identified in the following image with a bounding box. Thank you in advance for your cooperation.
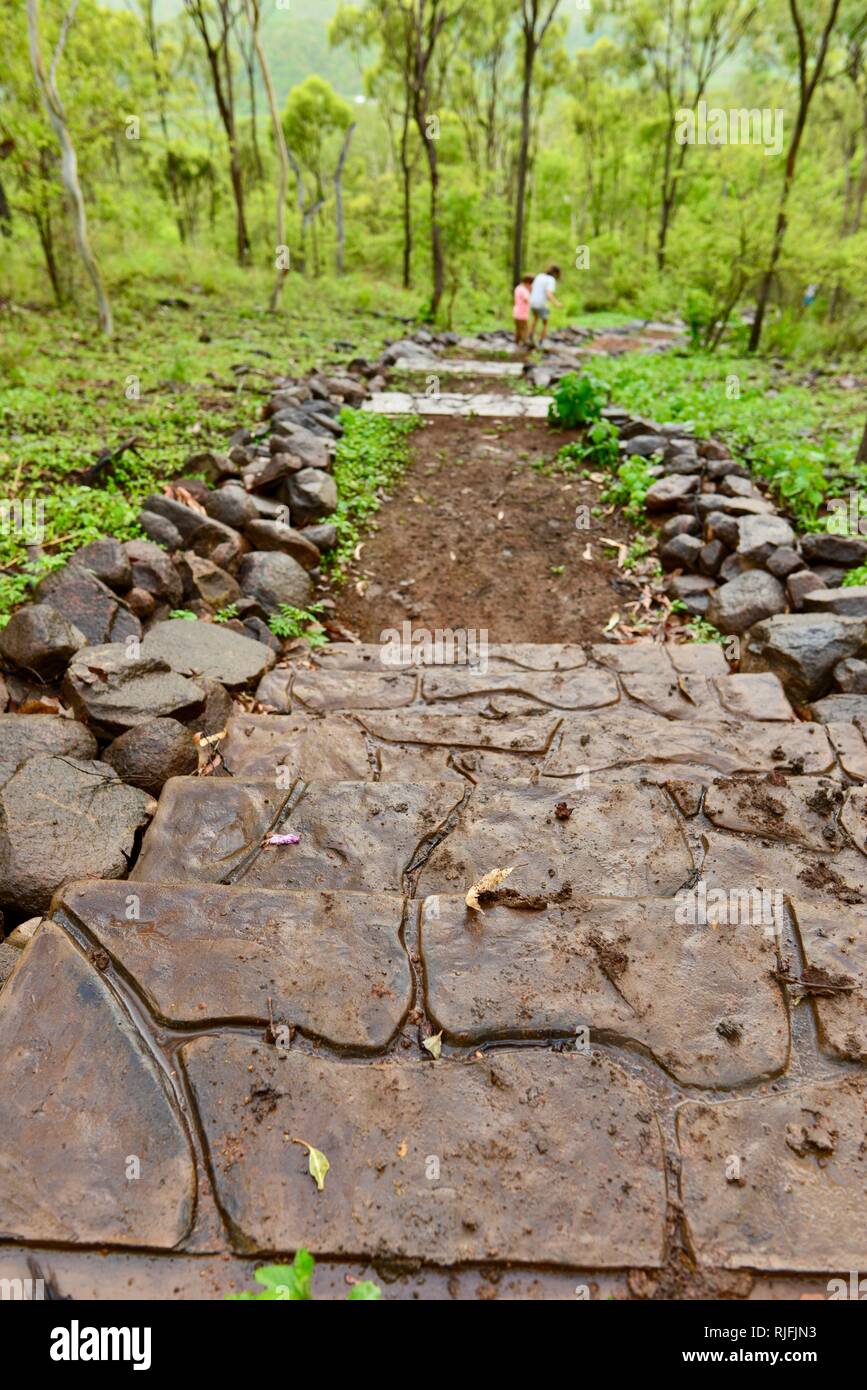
[327,409,419,580]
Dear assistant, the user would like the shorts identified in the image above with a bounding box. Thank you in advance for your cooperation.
[531,304,549,320]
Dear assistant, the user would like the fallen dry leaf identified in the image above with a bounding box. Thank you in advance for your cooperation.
[465,865,515,912]
[422,1031,443,1059]
[603,612,621,633]
[292,1138,330,1192]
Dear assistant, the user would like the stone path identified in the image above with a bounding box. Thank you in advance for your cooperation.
[363,390,553,417]
[2,638,867,1296]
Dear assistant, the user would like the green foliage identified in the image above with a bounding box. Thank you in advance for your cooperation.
[328,410,419,577]
[602,457,654,523]
[842,564,867,588]
[212,603,239,624]
[268,602,327,645]
[226,1248,381,1301]
[686,618,726,645]
[547,373,610,430]
[169,609,198,621]
[555,420,620,470]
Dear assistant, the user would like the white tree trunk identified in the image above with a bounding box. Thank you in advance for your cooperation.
[333,122,356,275]
[27,0,113,336]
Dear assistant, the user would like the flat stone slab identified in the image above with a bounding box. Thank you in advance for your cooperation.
[182,1042,668,1265]
[420,895,787,1086]
[301,642,589,672]
[363,391,553,418]
[57,882,411,1051]
[790,899,867,1062]
[220,712,562,781]
[703,775,845,852]
[132,779,467,893]
[678,1078,867,1271]
[142,618,276,690]
[0,921,193,1247]
[415,780,692,898]
[543,713,833,782]
[701,831,867,910]
[393,358,525,378]
[263,666,620,714]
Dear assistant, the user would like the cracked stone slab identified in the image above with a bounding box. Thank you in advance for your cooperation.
[0,921,193,1248]
[293,642,587,672]
[221,714,374,780]
[714,672,794,722]
[678,1078,867,1271]
[419,667,619,712]
[420,895,787,1087]
[826,721,867,781]
[363,391,553,418]
[543,713,833,781]
[260,669,420,712]
[703,776,846,852]
[620,672,720,721]
[359,712,561,781]
[790,899,867,1062]
[701,830,867,908]
[57,882,411,1050]
[182,1041,667,1265]
[133,778,466,892]
[415,781,692,899]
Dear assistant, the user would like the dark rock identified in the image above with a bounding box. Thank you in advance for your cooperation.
[243,519,321,570]
[34,565,141,647]
[142,618,276,690]
[251,495,291,523]
[303,523,338,552]
[720,475,757,498]
[666,573,716,615]
[138,510,184,551]
[787,571,826,611]
[184,450,238,482]
[0,604,86,678]
[833,658,867,693]
[765,546,803,580]
[71,539,132,593]
[661,533,702,571]
[696,494,774,519]
[64,644,205,735]
[704,512,739,548]
[718,553,750,583]
[705,457,741,479]
[801,533,867,566]
[741,613,867,702]
[242,453,303,492]
[125,587,157,621]
[270,420,333,470]
[803,585,867,617]
[644,474,699,512]
[189,518,247,572]
[706,571,787,635]
[0,713,96,790]
[187,678,234,738]
[242,616,282,653]
[0,755,154,915]
[237,551,314,612]
[661,515,700,540]
[622,434,668,458]
[699,440,733,461]
[103,717,198,794]
[142,493,208,544]
[811,565,847,588]
[736,514,796,565]
[282,468,338,525]
[176,552,241,610]
[699,540,726,577]
[203,486,258,531]
[123,539,183,607]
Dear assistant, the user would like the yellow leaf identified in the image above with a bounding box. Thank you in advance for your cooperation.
[603,612,620,633]
[465,865,515,912]
[292,1138,330,1191]
[422,1031,442,1059]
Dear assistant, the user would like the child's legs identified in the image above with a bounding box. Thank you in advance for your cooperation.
[538,309,549,342]
[528,311,540,341]
[515,318,527,343]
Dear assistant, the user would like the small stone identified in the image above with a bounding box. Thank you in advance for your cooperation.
[787,570,826,610]
[282,468,338,524]
[660,515,700,541]
[699,540,726,576]
[142,618,276,690]
[703,511,739,548]
[0,713,97,790]
[741,612,867,702]
[125,587,157,621]
[706,571,787,635]
[103,717,198,794]
[804,586,867,618]
[137,510,184,551]
[243,519,321,570]
[270,419,333,470]
[0,604,86,678]
[176,552,241,610]
[237,551,314,612]
[71,538,132,593]
[64,644,205,735]
[718,553,750,583]
[660,533,702,571]
[6,916,43,947]
[811,693,867,723]
[736,514,796,565]
[141,494,207,545]
[833,658,867,693]
[801,533,867,566]
[123,539,183,607]
[302,522,338,552]
[765,546,803,579]
[699,439,732,461]
[644,474,699,512]
[202,486,258,531]
[34,565,141,647]
[187,678,233,738]
[720,475,757,498]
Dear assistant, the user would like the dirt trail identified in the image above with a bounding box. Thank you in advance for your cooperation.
[333,416,639,644]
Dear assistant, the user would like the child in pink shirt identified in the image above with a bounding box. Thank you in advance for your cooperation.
[513,274,533,344]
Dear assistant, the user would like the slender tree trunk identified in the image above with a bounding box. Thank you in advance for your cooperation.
[512,38,534,286]
[333,122,356,275]
[400,104,413,289]
[246,0,290,310]
[416,106,444,314]
[27,0,112,334]
[857,415,867,466]
[35,211,63,303]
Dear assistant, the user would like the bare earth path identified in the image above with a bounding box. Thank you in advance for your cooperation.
[1,344,866,1301]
